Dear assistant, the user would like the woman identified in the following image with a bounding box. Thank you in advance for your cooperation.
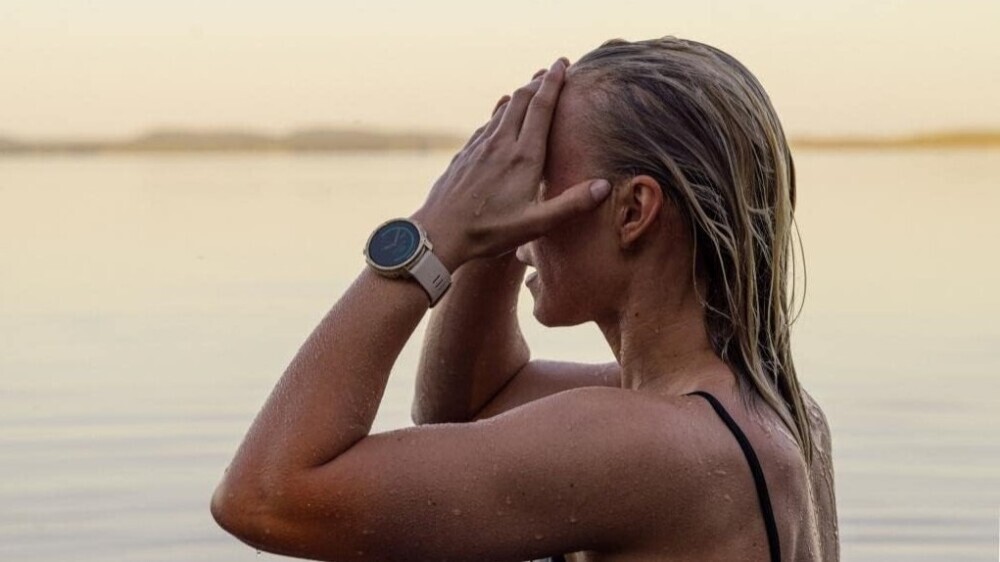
[211,36,839,561]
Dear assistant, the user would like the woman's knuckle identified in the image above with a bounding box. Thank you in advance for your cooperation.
[479,138,499,155]
[532,94,555,110]
[513,86,535,99]
[511,149,536,166]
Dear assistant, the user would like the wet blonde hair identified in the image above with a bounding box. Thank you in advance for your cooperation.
[573,37,812,463]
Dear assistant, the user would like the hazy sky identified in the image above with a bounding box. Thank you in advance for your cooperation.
[1,0,998,139]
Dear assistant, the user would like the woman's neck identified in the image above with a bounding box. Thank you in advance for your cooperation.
[596,271,729,395]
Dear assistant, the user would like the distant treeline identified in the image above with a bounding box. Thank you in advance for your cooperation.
[0,128,466,154]
[792,130,1000,150]
[1,128,999,154]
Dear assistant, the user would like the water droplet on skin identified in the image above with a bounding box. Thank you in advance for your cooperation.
[534,533,545,540]
[712,469,728,476]
[504,495,512,505]
[568,515,579,523]
[723,494,733,503]
[452,508,463,515]
[361,528,374,535]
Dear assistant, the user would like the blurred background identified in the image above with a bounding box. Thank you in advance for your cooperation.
[1,1,998,560]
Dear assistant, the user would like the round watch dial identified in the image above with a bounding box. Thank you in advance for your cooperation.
[367,219,421,268]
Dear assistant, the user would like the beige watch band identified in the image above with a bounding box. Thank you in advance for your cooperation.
[408,247,451,307]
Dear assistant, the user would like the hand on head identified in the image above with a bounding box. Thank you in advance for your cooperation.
[410,57,611,273]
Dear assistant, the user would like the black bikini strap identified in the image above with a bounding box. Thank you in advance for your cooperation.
[686,391,781,562]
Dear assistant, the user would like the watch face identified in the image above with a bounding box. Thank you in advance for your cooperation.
[367,219,421,268]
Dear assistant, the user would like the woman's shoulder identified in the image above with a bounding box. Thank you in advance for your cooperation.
[537,385,769,492]
[537,385,814,552]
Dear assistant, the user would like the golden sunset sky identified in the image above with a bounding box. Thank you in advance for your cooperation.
[1,0,998,139]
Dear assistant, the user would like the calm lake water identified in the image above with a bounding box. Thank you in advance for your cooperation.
[1,151,998,561]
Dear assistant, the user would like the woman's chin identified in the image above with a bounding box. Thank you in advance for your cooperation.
[526,275,577,327]
[530,302,548,326]
[527,289,554,327]
[530,296,570,328]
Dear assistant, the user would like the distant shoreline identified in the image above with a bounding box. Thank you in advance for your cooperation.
[1,128,999,154]
[0,128,467,155]
[792,130,1000,150]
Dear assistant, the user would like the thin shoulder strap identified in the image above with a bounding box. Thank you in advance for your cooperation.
[686,390,781,562]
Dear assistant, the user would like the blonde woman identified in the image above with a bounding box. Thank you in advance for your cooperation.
[212,37,839,562]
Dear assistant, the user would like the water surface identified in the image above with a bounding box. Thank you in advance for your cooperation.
[1,151,997,560]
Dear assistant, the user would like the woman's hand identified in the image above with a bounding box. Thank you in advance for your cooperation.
[410,58,611,273]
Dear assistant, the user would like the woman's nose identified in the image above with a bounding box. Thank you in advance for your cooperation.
[515,245,535,267]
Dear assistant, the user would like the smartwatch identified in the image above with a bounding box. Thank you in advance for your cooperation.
[363,218,452,307]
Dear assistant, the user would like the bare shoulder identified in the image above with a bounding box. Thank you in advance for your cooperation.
[516,386,813,554]
[490,385,741,509]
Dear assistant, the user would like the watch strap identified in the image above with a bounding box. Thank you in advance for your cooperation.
[408,248,451,307]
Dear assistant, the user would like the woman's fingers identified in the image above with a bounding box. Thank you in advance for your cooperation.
[473,95,512,147]
[495,74,545,140]
[465,94,511,150]
[519,58,567,149]
[492,94,512,116]
[473,59,566,148]
[463,123,488,150]
[520,178,611,238]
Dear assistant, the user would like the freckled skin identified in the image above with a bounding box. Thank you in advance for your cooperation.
[215,59,839,562]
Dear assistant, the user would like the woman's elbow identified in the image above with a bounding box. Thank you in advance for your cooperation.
[210,455,299,533]
[210,471,368,560]
[210,475,279,548]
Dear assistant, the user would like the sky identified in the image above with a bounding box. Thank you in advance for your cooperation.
[1,0,998,139]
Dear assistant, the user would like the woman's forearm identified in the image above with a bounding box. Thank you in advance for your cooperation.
[216,267,432,503]
[412,251,530,424]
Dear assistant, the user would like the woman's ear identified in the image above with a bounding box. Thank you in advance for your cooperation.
[616,175,663,249]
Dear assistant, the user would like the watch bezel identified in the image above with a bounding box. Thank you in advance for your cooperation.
[363,217,433,275]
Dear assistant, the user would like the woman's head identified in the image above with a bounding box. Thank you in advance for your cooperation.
[518,36,812,462]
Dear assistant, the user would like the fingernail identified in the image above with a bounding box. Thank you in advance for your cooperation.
[559,56,570,67]
[590,179,611,202]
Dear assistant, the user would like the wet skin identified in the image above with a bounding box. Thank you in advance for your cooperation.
[210,58,839,562]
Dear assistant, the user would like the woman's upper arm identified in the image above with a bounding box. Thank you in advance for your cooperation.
[228,386,683,562]
[472,360,622,421]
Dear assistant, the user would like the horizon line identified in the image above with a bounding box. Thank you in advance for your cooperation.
[2,126,1000,153]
